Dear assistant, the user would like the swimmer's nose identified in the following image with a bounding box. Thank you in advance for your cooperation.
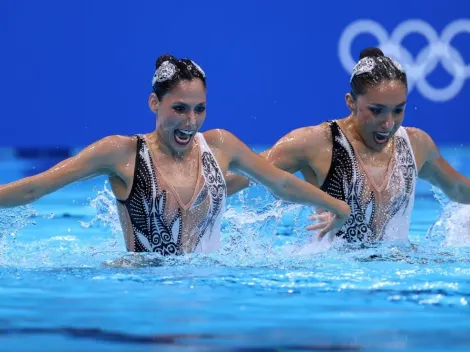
[381,114,395,130]
[187,111,197,124]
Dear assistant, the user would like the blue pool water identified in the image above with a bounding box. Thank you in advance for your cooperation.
[1,146,470,352]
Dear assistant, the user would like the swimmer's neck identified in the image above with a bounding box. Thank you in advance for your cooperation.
[347,118,369,146]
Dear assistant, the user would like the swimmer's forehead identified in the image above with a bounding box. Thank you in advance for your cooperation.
[360,81,407,107]
[164,80,206,104]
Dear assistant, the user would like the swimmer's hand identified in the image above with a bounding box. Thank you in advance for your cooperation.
[307,208,349,241]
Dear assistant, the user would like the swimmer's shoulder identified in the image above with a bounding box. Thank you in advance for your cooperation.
[64,135,139,179]
[202,128,228,143]
[404,127,435,149]
[273,122,333,152]
[84,135,139,164]
[202,129,231,149]
[202,129,247,167]
[98,134,138,154]
[404,127,438,164]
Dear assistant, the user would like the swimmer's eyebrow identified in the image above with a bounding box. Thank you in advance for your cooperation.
[172,102,206,106]
[369,101,407,107]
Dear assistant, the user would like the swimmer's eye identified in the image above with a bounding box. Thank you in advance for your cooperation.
[393,107,405,114]
[369,107,383,115]
[195,106,206,113]
[172,105,187,113]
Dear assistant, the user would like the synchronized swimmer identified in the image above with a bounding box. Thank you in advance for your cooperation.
[228,47,470,244]
[1,48,469,255]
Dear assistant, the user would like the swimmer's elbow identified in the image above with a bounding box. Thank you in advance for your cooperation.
[270,173,294,200]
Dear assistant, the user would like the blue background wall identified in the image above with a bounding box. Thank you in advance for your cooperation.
[0,0,469,148]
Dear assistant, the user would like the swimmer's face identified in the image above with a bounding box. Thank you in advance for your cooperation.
[150,79,206,153]
[346,80,407,151]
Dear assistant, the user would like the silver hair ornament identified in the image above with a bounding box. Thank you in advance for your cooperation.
[350,57,376,81]
[152,61,177,86]
[390,58,405,73]
[191,60,206,77]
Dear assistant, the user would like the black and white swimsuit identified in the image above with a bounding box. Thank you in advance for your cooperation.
[116,133,227,255]
[320,120,418,242]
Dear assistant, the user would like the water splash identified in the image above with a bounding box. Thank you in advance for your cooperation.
[79,180,122,236]
[1,180,470,269]
[77,182,438,270]
[0,205,38,264]
[63,181,342,268]
[0,205,37,237]
[427,186,470,247]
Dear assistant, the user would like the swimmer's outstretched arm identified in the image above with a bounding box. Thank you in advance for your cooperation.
[206,129,349,237]
[411,128,470,204]
[225,128,309,196]
[0,136,126,207]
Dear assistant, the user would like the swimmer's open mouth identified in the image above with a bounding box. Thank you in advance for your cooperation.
[373,132,391,145]
[174,129,195,145]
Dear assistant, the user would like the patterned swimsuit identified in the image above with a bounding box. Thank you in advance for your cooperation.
[116,133,227,255]
[320,120,418,242]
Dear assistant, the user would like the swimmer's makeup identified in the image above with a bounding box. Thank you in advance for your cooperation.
[368,101,406,116]
[172,103,206,114]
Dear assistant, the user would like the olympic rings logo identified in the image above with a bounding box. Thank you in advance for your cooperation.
[338,19,470,102]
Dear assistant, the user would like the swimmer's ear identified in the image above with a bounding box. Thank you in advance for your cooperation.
[345,93,356,114]
[148,93,160,114]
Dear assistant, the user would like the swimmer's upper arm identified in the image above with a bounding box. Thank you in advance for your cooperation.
[265,126,322,173]
[212,129,350,217]
[207,129,284,187]
[212,127,313,196]
[204,129,252,195]
[412,128,470,203]
[0,135,131,207]
[212,128,307,191]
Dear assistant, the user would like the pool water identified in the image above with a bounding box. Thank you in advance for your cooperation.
[0,146,470,352]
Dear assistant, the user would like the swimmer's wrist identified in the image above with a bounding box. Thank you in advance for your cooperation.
[330,200,350,218]
[338,202,351,218]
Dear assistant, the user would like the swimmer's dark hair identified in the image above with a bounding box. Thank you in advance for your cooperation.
[152,54,206,101]
[350,47,407,100]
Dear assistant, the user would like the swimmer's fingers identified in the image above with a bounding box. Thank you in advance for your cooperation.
[307,211,344,241]
[309,213,333,222]
[314,216,345,241]
[307,212,334,233]
[317,224,334,241]
[306,221,330,231]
